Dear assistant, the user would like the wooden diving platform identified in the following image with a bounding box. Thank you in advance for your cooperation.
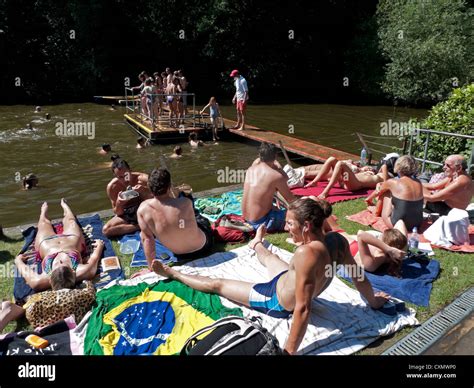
[124,112,210,142]
[124,112,358,163]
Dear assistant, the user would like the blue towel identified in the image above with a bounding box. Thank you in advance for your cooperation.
[338,257,440,307]
[14,214,123,302]
[195,190,244,222]
[119,231,177,267]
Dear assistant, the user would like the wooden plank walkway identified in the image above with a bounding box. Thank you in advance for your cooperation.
[124,112,358,162]
[221,117,358,162]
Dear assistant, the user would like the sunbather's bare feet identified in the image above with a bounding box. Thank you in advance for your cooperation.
[1,300,11,310]
[236,126,245,131]
[248,224,266,249]
[60,197,66,205]
[151,259,173,278]
[40,202,48,217]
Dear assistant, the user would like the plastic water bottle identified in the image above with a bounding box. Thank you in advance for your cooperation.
[408,227,419,251]
[360,147,367,166]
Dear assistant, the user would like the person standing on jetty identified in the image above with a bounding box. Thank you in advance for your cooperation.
[230,69,248,131]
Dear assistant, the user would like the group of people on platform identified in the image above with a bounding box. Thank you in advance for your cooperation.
[132,68,248,135]
[5,98,473,354]
[132,68,189,128]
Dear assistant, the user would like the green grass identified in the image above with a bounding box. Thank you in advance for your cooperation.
[1,199,473,354]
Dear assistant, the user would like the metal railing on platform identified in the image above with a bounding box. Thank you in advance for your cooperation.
[356,128,473,175]
[124,87,205,131]
[407,128,474,174]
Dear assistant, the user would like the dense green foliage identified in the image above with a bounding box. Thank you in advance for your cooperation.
[0,0,380,104]
[413,84,474,171]
[0,0,472,106]
[377,0,473,105]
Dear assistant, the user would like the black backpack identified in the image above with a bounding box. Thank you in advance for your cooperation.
[180,316,283,356]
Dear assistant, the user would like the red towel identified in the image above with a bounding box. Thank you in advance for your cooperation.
[347,209,474,253]
[291,180,374,204]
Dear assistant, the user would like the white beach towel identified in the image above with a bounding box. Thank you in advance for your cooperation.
[106,243,418,355]
[424,208,470,248]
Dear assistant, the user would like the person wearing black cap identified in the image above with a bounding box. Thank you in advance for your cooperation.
[99,144,112,155]
[22,173,39,190]
[229,69,248,131]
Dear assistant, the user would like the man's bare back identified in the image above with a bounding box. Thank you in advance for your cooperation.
[242,160,293,221]
[138,196,206,254]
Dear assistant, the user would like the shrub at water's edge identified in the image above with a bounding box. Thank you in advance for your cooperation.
[412,84,474,173]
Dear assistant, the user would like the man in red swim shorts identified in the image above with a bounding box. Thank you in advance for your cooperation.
[230,69,249,131]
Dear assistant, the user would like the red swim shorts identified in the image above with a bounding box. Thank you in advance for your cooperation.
[236,99,247,112]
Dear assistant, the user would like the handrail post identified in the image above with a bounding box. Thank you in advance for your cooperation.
[408,131,413,156]
[356,132,373,165]
[421,131,431,173]
[402,136,408,155]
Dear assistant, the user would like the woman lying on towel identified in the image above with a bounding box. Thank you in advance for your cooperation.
[339,221,408,278]
[151,198,393,355]
[302,157,358,187]
[303,157,389,199]
[15,199,105,291]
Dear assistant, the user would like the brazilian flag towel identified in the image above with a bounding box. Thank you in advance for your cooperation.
[84,279,242,355]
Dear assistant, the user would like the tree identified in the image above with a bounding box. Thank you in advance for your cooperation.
[376,0,473,106]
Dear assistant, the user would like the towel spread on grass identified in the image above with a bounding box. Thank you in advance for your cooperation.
[127,244,418,355]
[347,208,474,253]
[194,190,243,222]
[337,257,440,307]
[83,280,242,355]
[119,232,177,267]
[291,180,374,203]
[14,214,124,303]
[0,316,82,356]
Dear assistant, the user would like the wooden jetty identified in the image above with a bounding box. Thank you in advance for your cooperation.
[124,111,358,162]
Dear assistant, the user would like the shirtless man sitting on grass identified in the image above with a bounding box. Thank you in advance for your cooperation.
[304,156,389,199]
[152,198,390,355]
[138,168,213,269]
[423,154,474,215]
[242,142,296,232]
[102,156,153,238]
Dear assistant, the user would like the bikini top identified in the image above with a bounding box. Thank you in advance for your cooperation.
[42,250,80,275]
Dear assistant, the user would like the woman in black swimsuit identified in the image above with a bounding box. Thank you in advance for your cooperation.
[374,155,424,230]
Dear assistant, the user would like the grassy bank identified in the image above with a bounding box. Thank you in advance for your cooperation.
[1,198,472,354]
